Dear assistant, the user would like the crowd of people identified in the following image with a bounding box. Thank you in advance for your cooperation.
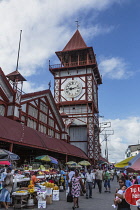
[0,165,140,209]
[66,166,115,209]
[67,167,140,210]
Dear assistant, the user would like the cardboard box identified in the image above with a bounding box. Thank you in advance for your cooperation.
[46,196,52,204]
[38,201,46,208]
[52,190,59,201]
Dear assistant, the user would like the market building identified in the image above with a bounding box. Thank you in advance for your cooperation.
[0,29,102,164]
[0,67,87,164]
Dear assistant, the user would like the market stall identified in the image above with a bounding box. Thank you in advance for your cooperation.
[12,175,60,208]
[0,152,67,209]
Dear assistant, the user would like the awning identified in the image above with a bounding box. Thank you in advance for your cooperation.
[99,156,109,164]
[114,156,134,168]
[126,153,140,172]
[0,116,87,159]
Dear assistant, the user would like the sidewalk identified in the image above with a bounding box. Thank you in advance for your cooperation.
[8,177,137,209]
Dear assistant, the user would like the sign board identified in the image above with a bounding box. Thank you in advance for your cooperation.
[52,190,59,201]
[38,201,46,208]
[125,185,140,207]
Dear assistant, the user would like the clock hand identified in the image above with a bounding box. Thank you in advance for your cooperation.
[69,86,78,90]
[69,87,76,90]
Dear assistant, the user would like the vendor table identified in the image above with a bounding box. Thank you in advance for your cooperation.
[12,194,29,209]
[13,178,30,190]
[13,178,30,182]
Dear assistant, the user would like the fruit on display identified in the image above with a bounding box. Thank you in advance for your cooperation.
[42,182,59,190]
[28,184,34,189]
[38,171,45,175]
[53,185,59,190]
[29,180,34,185]
[16,191,27,193]
[28,188,35,193]
[60,176,64,183]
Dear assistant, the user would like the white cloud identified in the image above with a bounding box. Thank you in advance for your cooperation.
[23,81,46,93]
[100,117,140,162]
[81,25,114,40]
[0,0,121,78]
[99,57,133,79]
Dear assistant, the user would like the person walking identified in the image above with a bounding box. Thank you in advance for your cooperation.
[137,172,140,184]
[71,169,85,210]
[103,168,111,192]
[0,167,13,209]
[131,175,138,185]
[95,167,103,193]
[125,175,132,188]
[68,168,75,184]
[85,168,95,199]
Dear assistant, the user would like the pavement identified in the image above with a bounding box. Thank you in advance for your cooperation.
[6,177,138,210]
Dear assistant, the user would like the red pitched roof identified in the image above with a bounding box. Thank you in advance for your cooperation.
[6,70,26,82]
[0,116,87,159]
[0,68,15,94]
[99,156,109,163]
[63,30,87,51]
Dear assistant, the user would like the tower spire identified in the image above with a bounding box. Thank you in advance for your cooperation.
[75,19,80,30]
[16,30,22,71]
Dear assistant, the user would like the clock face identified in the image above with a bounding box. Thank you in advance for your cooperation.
[64,80,82,98]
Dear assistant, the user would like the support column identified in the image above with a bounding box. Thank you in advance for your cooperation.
[78,53,79,65]
[9,143,13,152]
[66,154,68,163]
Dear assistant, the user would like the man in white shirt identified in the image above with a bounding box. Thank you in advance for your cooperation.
[85,168,95,198]
[95,167,103,193]
[68,168,75,183]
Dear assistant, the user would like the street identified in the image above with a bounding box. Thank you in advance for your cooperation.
[9,177,137,210]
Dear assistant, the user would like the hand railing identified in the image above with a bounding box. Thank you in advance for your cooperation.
[49,59,95,69]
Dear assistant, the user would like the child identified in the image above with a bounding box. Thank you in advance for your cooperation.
[112,185,126,208]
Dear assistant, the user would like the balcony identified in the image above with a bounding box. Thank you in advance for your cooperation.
[49,59,96,70]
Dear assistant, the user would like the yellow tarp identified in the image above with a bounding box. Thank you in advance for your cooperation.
[115,156,134,168]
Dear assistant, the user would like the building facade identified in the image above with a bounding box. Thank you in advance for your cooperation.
[0,68,87,163]
[125,144,140,158]
[49,30,102,163]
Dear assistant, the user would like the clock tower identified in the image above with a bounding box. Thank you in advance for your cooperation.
[49,30,102,163]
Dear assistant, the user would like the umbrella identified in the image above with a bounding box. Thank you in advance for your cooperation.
[0,149,20,161]
[35,155,58,164]
[0,161,11,165]
[65,161,77,165]
[78,160,91,166]
[68,163,82,168]
[36,155,51,162]
[126,153,140,172]
[114,156,134,168]
[49,156,58,164]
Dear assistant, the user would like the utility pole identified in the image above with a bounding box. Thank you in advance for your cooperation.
[101,130,114,162]
[100,122,114,162]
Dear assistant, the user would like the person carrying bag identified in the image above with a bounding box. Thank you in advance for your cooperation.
[71,169,86,210]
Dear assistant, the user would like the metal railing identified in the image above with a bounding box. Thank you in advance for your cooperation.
[49,59,95,69]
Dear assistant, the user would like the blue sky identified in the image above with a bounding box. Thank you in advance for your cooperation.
[0,0,140,162]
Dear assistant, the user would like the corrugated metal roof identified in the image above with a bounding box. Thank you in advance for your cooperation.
[99,156,109,163]
[128,144,140,152]
[0,116,87,159]
[6,70,26,81]
[63,30,87,51]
